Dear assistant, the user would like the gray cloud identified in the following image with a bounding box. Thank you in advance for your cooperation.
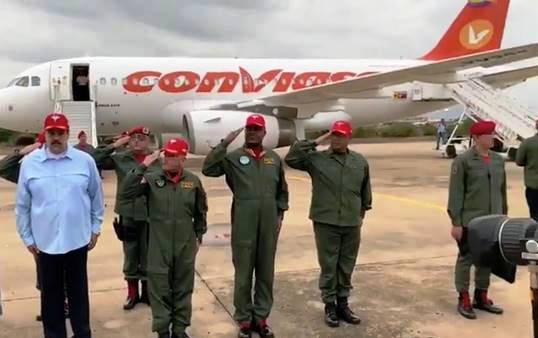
[2,0,538,106]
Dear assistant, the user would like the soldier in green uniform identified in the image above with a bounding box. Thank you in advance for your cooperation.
[74,131,96,155]
[516,120,538,220]
[285,120,371,328]
[121,138,207,338]
[448,120,506,320]
[93,125,153,309]
[0,134,45,321]
[202,114,288,338]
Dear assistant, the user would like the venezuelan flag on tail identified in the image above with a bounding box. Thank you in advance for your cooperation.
[422,0,510,60]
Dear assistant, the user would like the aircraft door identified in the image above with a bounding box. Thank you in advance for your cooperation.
[50,61,72,102]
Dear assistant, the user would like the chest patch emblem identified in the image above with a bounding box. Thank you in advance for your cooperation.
[263,157,275,165]
[181,181,194,189]
[155,178,166,188]
[239,156,250,165]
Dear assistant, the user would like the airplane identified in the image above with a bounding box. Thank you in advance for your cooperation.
[1,0,537,155]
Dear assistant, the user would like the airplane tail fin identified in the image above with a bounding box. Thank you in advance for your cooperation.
[422,0,510,61]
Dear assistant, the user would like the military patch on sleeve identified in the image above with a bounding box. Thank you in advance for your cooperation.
[155,178,166,188]
[263,157,275,165]
[181,181,194,189]
[452,165,458,175]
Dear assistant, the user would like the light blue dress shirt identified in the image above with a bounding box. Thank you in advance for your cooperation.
[15,146,104,255]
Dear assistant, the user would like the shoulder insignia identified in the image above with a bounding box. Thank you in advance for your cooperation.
[155,178,166,188]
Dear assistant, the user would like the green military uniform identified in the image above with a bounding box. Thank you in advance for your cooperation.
[448,147,508,292]
[285,140,372,303]
[516,134,538,220]
[202,143,288,324]
[121,165,207,336]
[93,144,151,281]
[0,151,23,184]
[74,143,96,155]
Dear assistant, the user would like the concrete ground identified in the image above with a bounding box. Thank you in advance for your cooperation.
[0,141,532,338]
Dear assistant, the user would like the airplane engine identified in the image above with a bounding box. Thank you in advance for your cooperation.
[182,110,296,155]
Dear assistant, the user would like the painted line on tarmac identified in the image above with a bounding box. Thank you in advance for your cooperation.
[288,175,445,212]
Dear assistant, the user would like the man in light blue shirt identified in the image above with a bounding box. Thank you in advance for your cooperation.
[16,113,104,338]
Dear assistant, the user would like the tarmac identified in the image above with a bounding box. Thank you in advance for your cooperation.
[0,141,533,338]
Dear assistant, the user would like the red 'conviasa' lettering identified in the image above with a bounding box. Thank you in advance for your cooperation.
[122,68,382,94]
[240,68,282,93]
[158,71,199,93]
[124,71,162,93]
[292,72,331,90]
[197,72,239,93]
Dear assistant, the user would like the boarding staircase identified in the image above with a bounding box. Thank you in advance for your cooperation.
[57,101,98,147]
[442,78,537,158]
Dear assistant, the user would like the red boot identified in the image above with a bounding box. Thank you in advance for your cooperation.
[123,280,139,310]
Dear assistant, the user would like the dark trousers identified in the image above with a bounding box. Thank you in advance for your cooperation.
[526,187,538,221]
[39,246,91,338]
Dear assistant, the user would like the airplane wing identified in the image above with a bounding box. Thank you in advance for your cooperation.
[211,43,538,108]
[482,64,538,88]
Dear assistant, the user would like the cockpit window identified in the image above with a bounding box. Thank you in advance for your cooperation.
[7,78,19,87]
[15,76,29,87]
[31,76,40,86]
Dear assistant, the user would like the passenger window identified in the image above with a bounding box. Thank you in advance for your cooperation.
[31,76,41,86]
[111,78,117,86]
[16,76,29,87]
[100,77,106,85]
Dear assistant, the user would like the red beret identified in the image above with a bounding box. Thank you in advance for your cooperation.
[163,138,189,157]
[36,131,46,144]
[331,120,353,138]
[128,126,151,136]
[246,114,266,128]
[44,113,69,131]
[470,121,496,136]
[78,131,86,138]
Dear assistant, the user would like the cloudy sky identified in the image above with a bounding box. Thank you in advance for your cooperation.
[1,0,537,106]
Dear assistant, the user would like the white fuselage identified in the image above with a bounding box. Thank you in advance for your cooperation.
[0,57,478,135]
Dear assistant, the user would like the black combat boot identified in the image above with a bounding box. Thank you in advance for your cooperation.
[324,302,339,327]
[473,289,503,314]
[336,297,361,325]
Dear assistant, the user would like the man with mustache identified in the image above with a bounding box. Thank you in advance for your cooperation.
[15,113,104,338]
[285,120,371,328]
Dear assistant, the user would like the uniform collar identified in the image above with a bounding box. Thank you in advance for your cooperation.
[243,145,266,159]
[470,146,490,159]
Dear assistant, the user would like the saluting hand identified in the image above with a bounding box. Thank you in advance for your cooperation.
[142,150,161,167]
[20,142,42,156]
[223,127,244,146]
[315,131,332,145]
[451,226,463,242]
[113,135,131,149]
